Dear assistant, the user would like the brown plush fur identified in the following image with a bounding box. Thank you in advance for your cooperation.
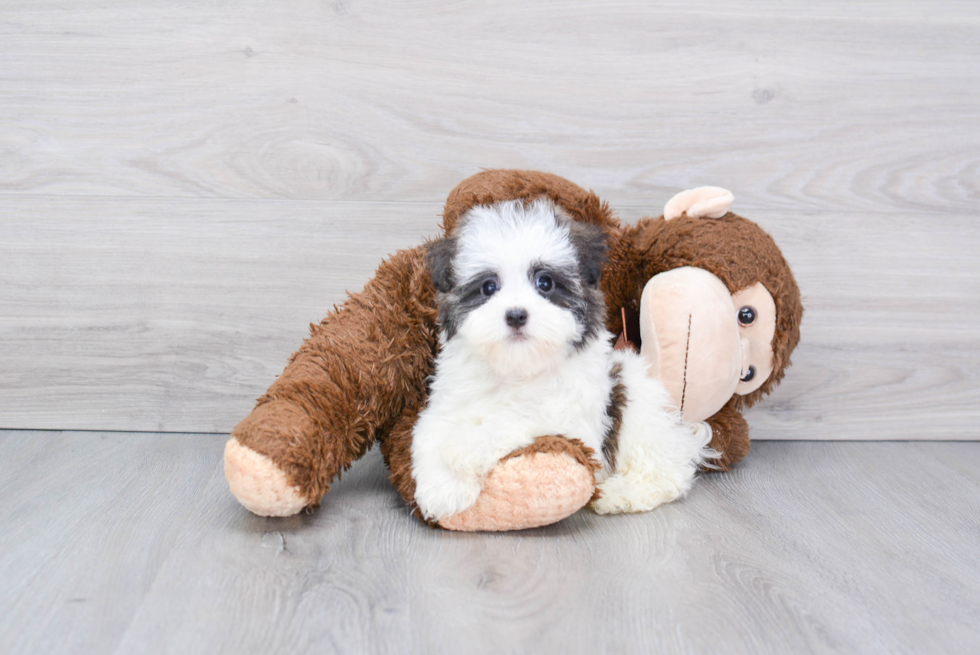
[701,396,752,471]
[378,395,427,513]
[231,245,439,507]
[441,169,619,234]
[232,169,801,510]
[500,435,601,472]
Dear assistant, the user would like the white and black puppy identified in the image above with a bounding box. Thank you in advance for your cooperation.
[411,199,711,522]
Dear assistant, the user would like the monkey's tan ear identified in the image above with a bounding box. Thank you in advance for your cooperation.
[664,186,734,220]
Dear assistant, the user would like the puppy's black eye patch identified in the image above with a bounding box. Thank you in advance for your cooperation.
[455,270,498,303]
[438,269,499,340]
[527,256,603,351]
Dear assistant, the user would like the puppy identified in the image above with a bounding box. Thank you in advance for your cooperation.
[411,199,711,522]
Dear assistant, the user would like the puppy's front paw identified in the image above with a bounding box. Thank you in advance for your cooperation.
[591,473,682,515]
[413,466,484,522]
[441,436,498,478]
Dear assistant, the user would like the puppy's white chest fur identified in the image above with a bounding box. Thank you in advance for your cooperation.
[412,335,614,521]
[438,335,612,445]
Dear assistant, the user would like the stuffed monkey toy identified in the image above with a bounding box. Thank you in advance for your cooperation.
[604,186,804,471]
[224,171,802,530]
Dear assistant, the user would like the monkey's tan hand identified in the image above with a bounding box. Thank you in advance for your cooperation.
[438,436,600,532]
[224,436,307,517]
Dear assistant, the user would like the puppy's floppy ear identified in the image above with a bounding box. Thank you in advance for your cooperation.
[426,236,458,293]
[568,222,608,287]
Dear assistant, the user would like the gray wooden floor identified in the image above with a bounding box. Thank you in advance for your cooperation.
[2,430,978,654]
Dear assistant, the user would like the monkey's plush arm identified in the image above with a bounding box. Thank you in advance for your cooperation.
[224,245,439,516]
[223,243,599,527]
[703,397,751,472]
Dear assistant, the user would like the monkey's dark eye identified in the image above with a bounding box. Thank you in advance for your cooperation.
[738,306,757,326]
[481,277,499,297]
[741,366,756,383]
[535,273,554,293]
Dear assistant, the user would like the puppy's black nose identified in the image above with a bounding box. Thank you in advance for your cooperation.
[505,308,528,328]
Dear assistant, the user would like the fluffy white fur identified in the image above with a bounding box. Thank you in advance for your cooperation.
[591,350,710,514]
[411,199,711,522]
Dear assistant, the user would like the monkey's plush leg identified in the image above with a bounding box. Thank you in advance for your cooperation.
[442,438,598,531]
[225,246,439,516]
[381,401,599,532]
[703,397,750,472]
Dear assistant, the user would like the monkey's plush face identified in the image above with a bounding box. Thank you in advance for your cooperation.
[636,266,780,422]
[622,189,802,412]
[732,283,776,396]
[626,186,802,420]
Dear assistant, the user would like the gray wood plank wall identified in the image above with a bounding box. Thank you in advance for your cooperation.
[1,1,978,436]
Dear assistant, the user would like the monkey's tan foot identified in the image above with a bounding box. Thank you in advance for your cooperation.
[438,436,599,532]
[224,437,307,517]
[226,400,344,516]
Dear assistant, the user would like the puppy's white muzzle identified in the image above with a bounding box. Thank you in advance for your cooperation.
[459,289,579,379]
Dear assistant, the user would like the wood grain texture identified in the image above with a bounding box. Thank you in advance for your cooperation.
[0,0,978,213]
[745,208,980,440]
[3,201,977,436]
[0,198,442,432]
[0,431,222,654]
[1,1,978,435]
[2,432,979,654]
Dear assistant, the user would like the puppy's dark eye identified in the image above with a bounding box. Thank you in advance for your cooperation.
[741,365,756,383]
[481,277,499,297]
[737,306,757,326]
[535,273,554,293]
